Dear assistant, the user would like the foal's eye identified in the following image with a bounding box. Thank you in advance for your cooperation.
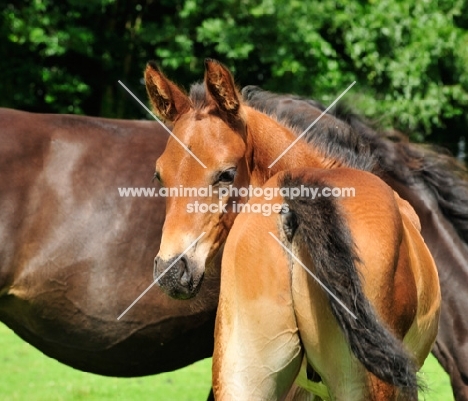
[216,168,236,184]
[152,171,162,185]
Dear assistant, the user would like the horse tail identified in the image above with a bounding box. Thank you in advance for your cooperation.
[395,143,468,243]
[332,103,468,245]
[280,172,418,396]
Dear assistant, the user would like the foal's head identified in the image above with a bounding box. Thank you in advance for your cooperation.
[146,60,254,299]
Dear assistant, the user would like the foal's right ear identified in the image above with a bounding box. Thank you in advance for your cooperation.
[144,62,192,122]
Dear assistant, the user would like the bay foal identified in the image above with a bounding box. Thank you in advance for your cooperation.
[145,60,440,399]
[214,168,440,400]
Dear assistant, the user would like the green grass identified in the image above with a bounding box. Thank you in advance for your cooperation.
[0,323,212,401]
[419,353,454,401]
[0,323,453,400]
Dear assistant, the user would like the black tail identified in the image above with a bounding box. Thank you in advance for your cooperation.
[332,102,468,245]
[392,143,468,244]
[281,173,418,397]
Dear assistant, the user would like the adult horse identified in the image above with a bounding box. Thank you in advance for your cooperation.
[146,59,440,398]
[214,168,440,400]
[0,108,219,379]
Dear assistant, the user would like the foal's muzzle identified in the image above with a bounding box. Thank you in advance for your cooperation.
[154,255,203,300]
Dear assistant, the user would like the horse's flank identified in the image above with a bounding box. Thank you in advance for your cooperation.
[0,108,219,377]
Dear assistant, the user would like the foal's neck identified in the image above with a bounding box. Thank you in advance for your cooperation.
[244,107,340,185]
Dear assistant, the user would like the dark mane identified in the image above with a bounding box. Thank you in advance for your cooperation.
[321,97,468,244]
[242,85,468,244]
[189,82,210,111]
[392,143,468,243]
[189,82,468,244]
[241,85,378,172]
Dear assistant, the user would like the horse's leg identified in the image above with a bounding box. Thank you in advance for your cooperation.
[212,281,303,400]
[206,388,215,401]
[432,338,468,401]
[283,382,319,401]
[213,220,304,400]
[388,179,468,400]
[292,245,417,401]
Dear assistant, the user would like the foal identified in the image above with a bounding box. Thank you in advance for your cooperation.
[144,59,440,399]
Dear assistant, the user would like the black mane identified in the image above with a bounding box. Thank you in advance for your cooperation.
[242,85,468,244]
[189,82,210,111]
[241,85,378,172]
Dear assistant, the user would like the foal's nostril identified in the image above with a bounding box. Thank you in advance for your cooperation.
[178,257,192,287]
[153,256,160,281]
[154,255,193,293]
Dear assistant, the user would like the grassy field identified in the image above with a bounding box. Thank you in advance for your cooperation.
[0,323,453,400]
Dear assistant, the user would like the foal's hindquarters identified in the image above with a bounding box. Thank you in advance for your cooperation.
[213,168,441,401]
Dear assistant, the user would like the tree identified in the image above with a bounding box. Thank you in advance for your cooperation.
[1,0,467,154]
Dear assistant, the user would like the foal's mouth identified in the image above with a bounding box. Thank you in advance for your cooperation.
[154,256,205,300]
[163,273,205,300]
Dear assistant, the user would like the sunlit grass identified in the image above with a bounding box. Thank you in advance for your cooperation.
[0,323,212,401]
[0,323,453,400]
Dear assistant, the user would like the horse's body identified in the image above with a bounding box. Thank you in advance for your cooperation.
[0,108,219,377]
[1,68,468,399]
[145,60,440,399]
[242,86,468,400]
[214,168,440,400]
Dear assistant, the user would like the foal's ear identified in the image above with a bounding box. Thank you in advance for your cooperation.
[144,62,192,122]
[204,59,242,117]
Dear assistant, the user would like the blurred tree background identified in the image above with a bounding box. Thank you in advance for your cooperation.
[1,0,467,155]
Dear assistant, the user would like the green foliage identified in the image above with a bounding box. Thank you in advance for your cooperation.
[328,0,468,145]
[1,0,467,149]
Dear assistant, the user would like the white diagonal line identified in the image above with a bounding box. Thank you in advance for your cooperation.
[117,232,206,320]
[118,80,207,169]
[268,232,357,320]
[268,81,356,168]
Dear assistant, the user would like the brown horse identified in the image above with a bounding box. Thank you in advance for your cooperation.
[146,60,440,399]
[214,168,440,400]
[1,73,466,398]
[242,86,468,400]
[0,108,219,378]
[148,61,468,399]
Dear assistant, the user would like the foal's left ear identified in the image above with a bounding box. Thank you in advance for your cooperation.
[204,59,242,118]
[144,61,192,123]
